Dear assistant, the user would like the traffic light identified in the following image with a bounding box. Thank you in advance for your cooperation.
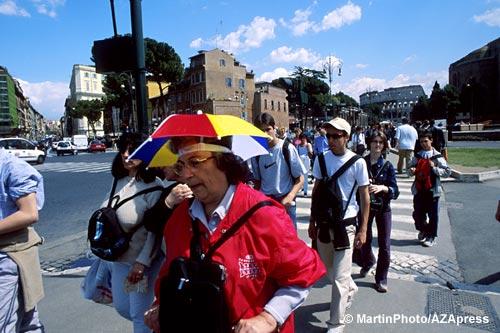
[92,36,136,74]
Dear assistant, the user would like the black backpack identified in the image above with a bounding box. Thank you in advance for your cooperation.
[88,178,163,261]
[311,153,361,250]
[159,200,273,333]
[255,138,299,182]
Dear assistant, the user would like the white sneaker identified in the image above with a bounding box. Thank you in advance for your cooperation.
[423,237,436,247]
[417,231,426,242]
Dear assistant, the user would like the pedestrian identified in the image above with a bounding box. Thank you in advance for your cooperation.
[408,131,451,247]
[0,147,45,332]
[429,119,447,160]
[356,131,399,293]
[394,117,419,174]
[296,133,313,196]
[350,126,366,156]
[308,117,370,333]
[250,112,306,228]
[313,126,329,156]
[496,197,500,222]
[103,133,172,333]
[144,135,326,333]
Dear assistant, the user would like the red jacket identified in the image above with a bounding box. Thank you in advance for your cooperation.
[155,183,325,332]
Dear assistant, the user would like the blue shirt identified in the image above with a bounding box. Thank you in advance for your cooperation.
[0,149,44,220]
[313,135,329,155]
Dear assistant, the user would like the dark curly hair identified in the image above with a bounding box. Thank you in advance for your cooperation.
[111,133,157,183]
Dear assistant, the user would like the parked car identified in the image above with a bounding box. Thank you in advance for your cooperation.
[56,141,78,156]
[51,141,60,150]
[0,137,46,164]
[88,140,106,153]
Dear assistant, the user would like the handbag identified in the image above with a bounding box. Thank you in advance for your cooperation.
[367,160,389,213]
[81,258,113,304]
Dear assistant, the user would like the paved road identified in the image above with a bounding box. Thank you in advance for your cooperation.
[447,141,500,149]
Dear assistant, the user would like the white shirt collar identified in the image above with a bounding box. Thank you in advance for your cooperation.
[189,184,236,234]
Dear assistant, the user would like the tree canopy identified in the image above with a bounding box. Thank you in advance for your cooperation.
[68,99,104,137]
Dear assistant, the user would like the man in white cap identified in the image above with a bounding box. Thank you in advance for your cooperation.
[308,117,370,333]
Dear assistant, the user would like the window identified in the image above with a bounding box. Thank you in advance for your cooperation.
[271,100,274,110]
[284,103,287,112]
[225,77,232,88]
[239,79,245,89]
[85,81,90,91]
[264,99,268,110]
[93,73,97,78]
[278,101,280,111]
[201,72,205,82]
[219,59,226,67]
[84,72,89,78]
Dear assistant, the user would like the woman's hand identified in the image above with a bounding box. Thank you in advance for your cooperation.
[127,262,146,284]
[165,184,193,208]
[144,304,160,332]
[233,311,278,333]
[368,184,388,194]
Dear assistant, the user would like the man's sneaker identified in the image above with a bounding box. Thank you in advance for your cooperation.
[417,231,426,243]
[359,266,373,278]
[375,282,388,293]
[423,237,436,247]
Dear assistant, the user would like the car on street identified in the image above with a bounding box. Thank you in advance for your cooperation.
[56,141,78,156]
[0,137,46,164]
[88,139,106,153]
[51,141,60,150]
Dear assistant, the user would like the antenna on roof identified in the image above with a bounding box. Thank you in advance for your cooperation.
[215,19,223,49]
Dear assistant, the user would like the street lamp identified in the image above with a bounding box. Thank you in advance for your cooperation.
[466,82,474,123]
[323,55,343,120]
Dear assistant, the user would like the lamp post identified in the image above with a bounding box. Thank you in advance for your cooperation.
[323,55,343,120]
[121,77,136,132]
[466,82,474,123]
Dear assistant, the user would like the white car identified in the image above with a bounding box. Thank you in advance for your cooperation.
[56,141,78,156]
[51,141,60,150]
[0,137,46,164]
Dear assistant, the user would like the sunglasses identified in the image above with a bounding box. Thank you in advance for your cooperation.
[173,156,215,176]
[371,140,384,144]
[326,133,345,140]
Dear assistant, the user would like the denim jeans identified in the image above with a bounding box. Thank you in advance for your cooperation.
[357,210,392,284]
[413,191,439,238]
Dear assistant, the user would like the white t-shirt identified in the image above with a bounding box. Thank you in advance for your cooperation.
[312,149,369,219]
[395,124,418,150]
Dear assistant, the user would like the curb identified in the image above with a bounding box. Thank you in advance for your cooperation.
[390,148,500,183]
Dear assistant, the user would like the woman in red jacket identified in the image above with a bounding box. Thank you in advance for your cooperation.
[144,136,325,333]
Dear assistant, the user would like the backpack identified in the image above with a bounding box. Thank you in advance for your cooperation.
[88,178,163,261]
[159,200,273,333]
[414,154,442,192]
[311,153,361,250]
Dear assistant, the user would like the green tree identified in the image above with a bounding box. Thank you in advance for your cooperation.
[144,38,184,117]
[69,99,104,137]
[428,81,447,120]
[411,96,430,121]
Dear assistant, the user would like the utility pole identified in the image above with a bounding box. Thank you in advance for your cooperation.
[130,0,148,135]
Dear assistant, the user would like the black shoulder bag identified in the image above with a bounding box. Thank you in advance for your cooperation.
[88,179,163,261]
[159,200,273,333]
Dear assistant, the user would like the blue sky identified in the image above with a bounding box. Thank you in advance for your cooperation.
[1,0,499,120]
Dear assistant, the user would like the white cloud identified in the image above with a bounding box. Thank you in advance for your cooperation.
[280,8,315,36]
[0,0,30,17]
[269,46,321,64]
[355,63,368,69]
[340,70,448,101]
[17,79,68,120]
[281,1,362,36]
[256,67,291,82]
[190,16,276,54]
[473,8,500,27]
[403,54,417,64]
[31,0,65,18]
[314,1,362,32]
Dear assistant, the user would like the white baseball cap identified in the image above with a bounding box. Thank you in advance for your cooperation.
[324,117,351,136]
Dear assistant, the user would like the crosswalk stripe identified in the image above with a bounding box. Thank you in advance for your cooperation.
[35,162,111,174]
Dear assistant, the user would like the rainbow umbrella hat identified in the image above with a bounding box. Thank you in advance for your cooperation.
[129,113,270,167]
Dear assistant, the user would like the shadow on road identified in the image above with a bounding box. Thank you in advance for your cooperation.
[295,301,330,332]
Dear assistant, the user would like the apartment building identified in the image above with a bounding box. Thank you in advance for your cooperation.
[253,82,289,129]
[64,64,105,136]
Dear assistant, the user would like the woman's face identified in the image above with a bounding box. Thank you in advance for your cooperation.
[121,145,142,172]
[370,135,385,154]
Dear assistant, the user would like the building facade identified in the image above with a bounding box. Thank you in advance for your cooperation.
[0,66,45,138]
[360,85,426,123]
[167,49,256,121]
[64,64,105,137]
[449,37,500,122]
[253,82,289,129]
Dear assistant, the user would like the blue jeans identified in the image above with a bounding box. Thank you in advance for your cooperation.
[358,210,392,284]
[413,191,440,238]
[110,255,163,333]
[0,253,44,333]
[286,203,297,229]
